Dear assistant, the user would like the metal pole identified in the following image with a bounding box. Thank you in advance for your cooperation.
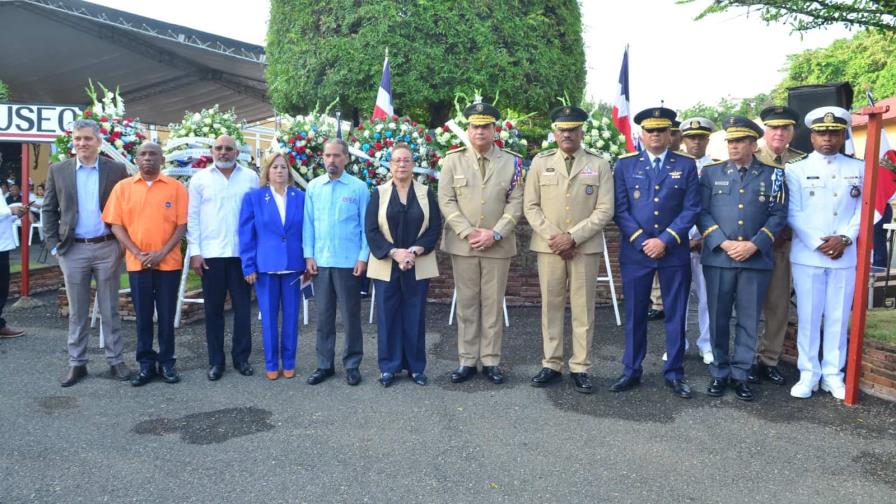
[845,104,890,406]
[19,144,30,297]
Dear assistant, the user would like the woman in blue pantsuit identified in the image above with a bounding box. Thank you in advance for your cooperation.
[365,143,441,387]
[239,152,305,380]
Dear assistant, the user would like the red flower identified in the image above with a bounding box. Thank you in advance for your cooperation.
[392,115,399,121]
[100,128,108,135]
[424,135,432,142]
[505,121,512,129]
[357,124,364,131]
[495,139,504,148]
[449,144,458,150]
[385,139,394,147]
[367,148,375,156]
[84,110,92,117]
[374,142,383,150]
[100,117,108,122]
[495,126,502,133]
[411,121,417,127]
[297,146,306,153]
[442,126,449,133]
[127,117,134,123]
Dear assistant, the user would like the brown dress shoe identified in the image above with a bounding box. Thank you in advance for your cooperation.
[61,365,88,387]
[0,325,24,338]
[110,363,132,381]
[265,370,280,380]
[282,369,296,379]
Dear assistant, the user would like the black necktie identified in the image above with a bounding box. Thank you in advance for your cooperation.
[652,157,661,177]
[774,154,783,165]
[739,166,747,181]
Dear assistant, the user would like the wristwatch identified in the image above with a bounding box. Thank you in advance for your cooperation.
[839,235,853,246]
[493,231,502,241]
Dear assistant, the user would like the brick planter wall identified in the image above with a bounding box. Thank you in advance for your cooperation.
[10,266,66,297]
[429,221,623,306]
[57,287,210,325]
[781,324,896,402]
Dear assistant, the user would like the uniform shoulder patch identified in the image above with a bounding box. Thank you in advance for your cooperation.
[617,151,639,159]
[583,147,605,158]
[446,146,466,155]
[674,151,695,159]
[703,160,725,169]
[787,153,807,164]
[788,146,806,157]
[536,148,556,158]
[501,147,523,158]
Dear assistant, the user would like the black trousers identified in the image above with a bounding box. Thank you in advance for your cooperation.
[201,257,251,367]
[129,269,180,370]
[0,250,8,329]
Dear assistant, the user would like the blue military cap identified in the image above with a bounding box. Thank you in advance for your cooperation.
[670,119,681,132]
[634,107,677,130]
[759,105,799,127]
[722,116,763,140]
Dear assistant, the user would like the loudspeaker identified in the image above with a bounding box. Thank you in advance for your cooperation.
[787,82,854,154]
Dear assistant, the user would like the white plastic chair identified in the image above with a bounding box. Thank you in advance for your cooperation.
[448,288,509,327]
[596,232,622,326]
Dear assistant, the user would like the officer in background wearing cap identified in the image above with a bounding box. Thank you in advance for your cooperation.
[611,107,700,399]
[646,122,685,322]
[525,106,614,394]
[679,117,719,365]
[698,117,788,401]
[786,106,863,401]
[438,102,524,385]
[749,105,806,386]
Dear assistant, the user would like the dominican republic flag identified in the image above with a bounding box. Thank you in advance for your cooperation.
[372,55,393,120]
[612,46,636,152]
[875,128,896,223]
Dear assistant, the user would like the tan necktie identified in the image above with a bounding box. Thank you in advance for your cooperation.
[478,156,487,179]
[565,155,574,176]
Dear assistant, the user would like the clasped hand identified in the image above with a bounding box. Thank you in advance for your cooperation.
[467,228,495,252]
[817,235,846,260]
[548,232,575,260]
[720,240,758,262]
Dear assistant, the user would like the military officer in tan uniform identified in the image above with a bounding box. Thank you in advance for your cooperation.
[525,106,614,394]
[749,105,805,386]
[438,102,524,385]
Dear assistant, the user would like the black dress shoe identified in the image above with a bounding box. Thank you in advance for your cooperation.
[707,378,728,397]
[760,365,786,386]
[608,374,641,392]
[666,378,692,399]
[570,373,594,394]
[160,366,180,384]
[207,365,224,381]
[306,368,335,385]
[379,372,394,388]
[234,361,254,377]
[346,368,362,386]
[647,309,665,321]
[131,368,155,387]
[530,368,562,388]
[733,381,754,401]
[60,365,88,388]
[411,373,428,386]
[482,366,504,384]
[450,366,477,383]
[747,364,761,384]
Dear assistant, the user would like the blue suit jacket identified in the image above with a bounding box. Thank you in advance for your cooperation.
[613,150,700,267]
[239,186,306,275]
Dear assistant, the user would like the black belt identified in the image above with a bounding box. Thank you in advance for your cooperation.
[73,234,115,244]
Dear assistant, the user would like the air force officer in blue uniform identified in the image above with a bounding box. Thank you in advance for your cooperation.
[698,117,788,402]
[611,107,701,399]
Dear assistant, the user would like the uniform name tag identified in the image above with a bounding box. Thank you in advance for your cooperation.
[806,176,820,180]
[714,181,729,186]
[545,168,556,174]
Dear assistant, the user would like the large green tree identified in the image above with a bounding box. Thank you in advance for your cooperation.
[772,29,896,103]
[266,1,586,126]
[680,0,896,33]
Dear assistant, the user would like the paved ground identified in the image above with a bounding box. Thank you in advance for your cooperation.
[1,291,894,503]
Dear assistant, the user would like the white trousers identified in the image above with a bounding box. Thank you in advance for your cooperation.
[689,251,711,354]
[791,263,855,382]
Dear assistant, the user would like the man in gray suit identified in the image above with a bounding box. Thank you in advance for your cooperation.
[43,119,130,387]
[698,117,788,402]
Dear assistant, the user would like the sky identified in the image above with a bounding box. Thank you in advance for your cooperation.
[90,0,853,115]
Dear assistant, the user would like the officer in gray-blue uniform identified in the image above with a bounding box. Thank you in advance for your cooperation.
[698,117,788,401]
[612,107,700,399]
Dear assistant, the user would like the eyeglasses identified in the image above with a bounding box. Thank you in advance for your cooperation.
[392,158,414,164]
[213,145,235,152]
[644,128,668,134]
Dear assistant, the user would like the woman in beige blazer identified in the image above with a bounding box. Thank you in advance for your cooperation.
[365,143,441,387]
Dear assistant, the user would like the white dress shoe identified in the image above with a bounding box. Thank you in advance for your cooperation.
[701,350,714,365]
[820,377,846,400]
[790,377,819,399]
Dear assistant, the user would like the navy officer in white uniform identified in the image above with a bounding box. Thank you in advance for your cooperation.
[786,106,863,401]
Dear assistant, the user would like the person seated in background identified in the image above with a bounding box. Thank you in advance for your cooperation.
[5,184,21,205]
[239,152,306,381]
[365,142,441,387]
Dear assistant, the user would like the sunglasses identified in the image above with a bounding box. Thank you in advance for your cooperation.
[644,128,669,134]
[213,145,235,152]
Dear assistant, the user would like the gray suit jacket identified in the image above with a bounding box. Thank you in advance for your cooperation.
[42,157,128,255]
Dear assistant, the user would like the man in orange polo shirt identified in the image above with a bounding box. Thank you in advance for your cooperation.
[103,142,188,386]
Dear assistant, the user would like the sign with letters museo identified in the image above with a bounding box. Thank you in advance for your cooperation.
[0,103,82,143]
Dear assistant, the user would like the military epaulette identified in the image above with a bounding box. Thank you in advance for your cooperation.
[617,151,640,159]
[583,147,605,158]
[703,160,726,169]
[674,151,695,159]
[502,148,523,158]
[788,153,807,164]
[788,146,806,156]
[446,146,466,155]
[536,148,556,158]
